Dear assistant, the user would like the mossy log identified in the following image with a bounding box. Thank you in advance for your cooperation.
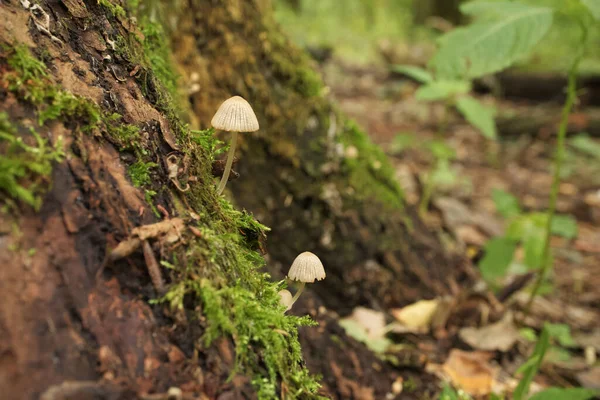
[0,1,465,399]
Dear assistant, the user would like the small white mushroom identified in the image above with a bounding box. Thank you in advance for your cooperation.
[287,251,326,308]
[278,289,293,312]
[211,96,259,195]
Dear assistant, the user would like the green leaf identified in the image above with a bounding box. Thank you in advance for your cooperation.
[425,139,456,160]
[430,2,554,79]
[581,0,600,20]
[519,327,538,342]
[455,96,497,139]
[390,132,417,154]
[522,225,545,270]
[415,80,471,101]
[431,159,458,187]
[439,384,460,400]
[545,323,577,347]
[338,319,392,354]
[391,65,433,83]
[529,388,599,400]
[569,133,600,160]
[506,213,545,241]
[479,237,517,281]
[550,215,578,239]
[492,189,521,219]
[514,325,550,400]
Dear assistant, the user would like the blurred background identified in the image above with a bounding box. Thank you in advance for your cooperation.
[273,0,600,71]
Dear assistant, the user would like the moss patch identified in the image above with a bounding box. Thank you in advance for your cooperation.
[0,112,64,211]
[98,0,127,19]
[339,120,404,210]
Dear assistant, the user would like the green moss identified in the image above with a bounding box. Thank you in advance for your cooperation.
[158,214,322,398]
[267,28,324,98]
[104,117,144,153]
[6,44,47,82]
[191,127,226,162]
[4,45,102,129]
[98,0,127,19]
[128,160,157,187]
[138,20,179,100]
[1,45,154,201]
[38,90,102,127]
[0,112,64,210]
[339,120,404,210]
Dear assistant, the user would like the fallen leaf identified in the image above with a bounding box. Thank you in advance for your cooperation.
[347,307,386,338]
[574,329,600,351]
[442,349,496,396]
[577,367,600,390]
[391,299,439,331]
[459,312,519,352]
[339,307,391,353]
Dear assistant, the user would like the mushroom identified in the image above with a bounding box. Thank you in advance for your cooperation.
[287,251,326,308]
[278,289,293,312]
[211,96,259,195]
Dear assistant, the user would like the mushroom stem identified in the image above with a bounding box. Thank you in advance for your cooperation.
[216,131,238,195]
[289,282,306,308]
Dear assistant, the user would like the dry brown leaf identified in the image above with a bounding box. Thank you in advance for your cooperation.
[442,349,496,396]
[577,366,600,389]
[391,299,439,332]
[459,312,519,352]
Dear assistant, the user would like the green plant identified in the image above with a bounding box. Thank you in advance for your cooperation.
[478,189,578,284]
[526,1,595,311]
[418,140,461,215]
[514,324,599,400]
[390,132,464,215]
[128,161,158,187]
[391,65,497,140]
[514,325,550,400]
[0,113,64,210]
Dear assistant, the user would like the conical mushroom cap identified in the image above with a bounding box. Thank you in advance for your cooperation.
[211,96,259,132]
[288,251,326,283]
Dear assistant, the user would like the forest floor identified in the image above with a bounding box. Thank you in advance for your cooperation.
[310,58,600,398]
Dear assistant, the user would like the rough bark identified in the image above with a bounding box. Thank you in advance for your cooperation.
[170,0,469,315]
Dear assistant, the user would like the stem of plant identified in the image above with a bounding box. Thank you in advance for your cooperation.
[525,22,588,315]
[216,131,238,195]
[419,166,436,217]
[437,101,451,138]
[289,282,305,308]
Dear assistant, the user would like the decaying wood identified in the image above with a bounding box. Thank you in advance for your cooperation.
[474,71,600,106]
[497,105,600,138]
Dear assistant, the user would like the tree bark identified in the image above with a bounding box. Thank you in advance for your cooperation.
[170,0,469,315]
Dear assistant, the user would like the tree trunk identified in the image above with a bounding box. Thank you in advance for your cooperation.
[170,0,469,314]
[0,0,464,399]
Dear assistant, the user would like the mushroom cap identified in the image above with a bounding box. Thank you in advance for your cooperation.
[287,251,326,283]
[211,96,259,132]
